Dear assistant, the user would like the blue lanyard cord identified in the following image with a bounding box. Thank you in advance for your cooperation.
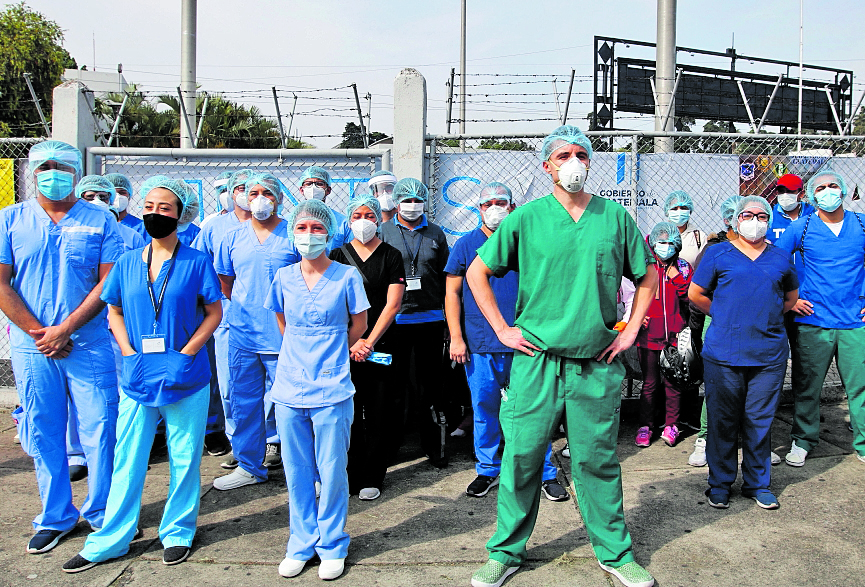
[146,242,180,326]
[399,226,423,277]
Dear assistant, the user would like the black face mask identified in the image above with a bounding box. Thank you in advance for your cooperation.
[143,213,179,239]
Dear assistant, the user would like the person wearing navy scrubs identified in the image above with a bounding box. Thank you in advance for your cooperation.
[689,196,798,510]
[444,181,566,501]
[776,169,865,467]
[0,141,123,555]
[62,176,222,573]
[266,199,369,581]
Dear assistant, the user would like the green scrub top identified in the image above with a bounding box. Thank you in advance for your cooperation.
[477,193,654,359]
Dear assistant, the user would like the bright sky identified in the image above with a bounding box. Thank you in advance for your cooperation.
[25,0,865,147]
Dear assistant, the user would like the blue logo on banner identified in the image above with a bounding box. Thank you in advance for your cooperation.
[441,176,482,237]
[617,153,626,184]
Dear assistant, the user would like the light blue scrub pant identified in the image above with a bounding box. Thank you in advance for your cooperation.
[228,346,279,481]
[215,323,234,439]
[12,343,118,531]
[80,386,209,562]
[466,352,557,479]
[66,399,86,468]
[204,336,224,435]
[276,398,353,561]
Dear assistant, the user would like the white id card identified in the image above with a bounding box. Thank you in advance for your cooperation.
[141,335,166,354]
[406,278,422,291]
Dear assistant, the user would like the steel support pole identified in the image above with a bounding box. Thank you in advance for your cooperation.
[180,0,197,149]
[352,84,369,148]
[562,69,575,124]
[446,68,455,133]
[654,0,676,153]
[22,73,51,136]
[194,93,209,148]
[107,92,129,147]
[272,87,286,148]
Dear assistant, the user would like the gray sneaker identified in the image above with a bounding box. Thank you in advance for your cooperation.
[220,453,238,470]
[264,443,282,469]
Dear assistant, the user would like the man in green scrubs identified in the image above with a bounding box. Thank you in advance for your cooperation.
[466,125,658,587]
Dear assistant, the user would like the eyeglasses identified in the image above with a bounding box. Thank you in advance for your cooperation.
[739,212,770,222]
[302,180,328,188]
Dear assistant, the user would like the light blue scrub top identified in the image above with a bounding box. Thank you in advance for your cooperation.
[264,261,369,409]
[117,221,146,252]
[120,213,146,239]
[0,199,124,352]
[101,245,223,406]
[776,210,865,330]
[192,211,244,328]
[215,219,300,353]
[177,222,200,247]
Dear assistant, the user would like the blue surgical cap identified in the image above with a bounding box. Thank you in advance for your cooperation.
[28,140,82,177]
[139,175,200,225]
[75,175,117,204]
[104,173,132,195]
[347,195,382,224]
[245,172,284,203]
[648,221,683,250]
[298,166,331,187]
[228,169,254,195]
[394,178,428,204]
[539,125,593,162]
[664,190,694,213]
[805,169,848,205]
[478,181,513,206]
[733,196,773,233]
[286,199,337,243]
[371,170,397,180]
[214,170,233,195]
[720,195,743,227]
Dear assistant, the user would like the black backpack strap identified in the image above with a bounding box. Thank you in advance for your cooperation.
[797,214,812,257]
[694,230,702,250]
[340,244,369,286]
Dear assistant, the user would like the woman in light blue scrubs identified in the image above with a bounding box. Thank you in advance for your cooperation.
[62,176,223,573]
[265,199,369,581]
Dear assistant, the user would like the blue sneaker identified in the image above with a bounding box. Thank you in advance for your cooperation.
[704,489,729,509]
[747,490,779,510]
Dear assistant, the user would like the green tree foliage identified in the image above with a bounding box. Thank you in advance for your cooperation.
[0,2,76,137]
[478,139,531,151]
[852,107,865,136]
[337,122,387,148]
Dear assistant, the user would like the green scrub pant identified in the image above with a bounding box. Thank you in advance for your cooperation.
[791,324,865,455]
[487,351,634,568]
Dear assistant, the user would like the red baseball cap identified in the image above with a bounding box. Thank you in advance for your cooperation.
[776,174,803,191]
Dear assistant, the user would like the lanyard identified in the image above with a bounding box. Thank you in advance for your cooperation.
[399,226,423,277]
[146,242,179,330]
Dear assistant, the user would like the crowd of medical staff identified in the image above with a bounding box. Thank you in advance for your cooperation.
[1,128,862,587]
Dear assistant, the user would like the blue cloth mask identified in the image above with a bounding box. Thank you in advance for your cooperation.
[36,170,75,201]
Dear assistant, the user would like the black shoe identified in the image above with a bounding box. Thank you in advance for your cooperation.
[541,479,570,502]
[26,528,72,554]
[466,475,499,498]
[69,464,88,482]
[62,554,97,573]
[263,443,282,469]
[163,546,190,566]
[204,432,231,457]
[220,454,239,470]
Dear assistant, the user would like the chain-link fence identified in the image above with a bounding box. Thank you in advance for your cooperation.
[0,138,44,386]
[428,131,865,398]
[91,147,392,222]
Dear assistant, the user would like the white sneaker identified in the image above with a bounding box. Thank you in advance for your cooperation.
[857,454,865,464]
[318,558,345,580]
[562,443,570,458]
[278,557,306,578]
[785,441,808,467]
[359,487,381,500]
[770,451,781,466]
[315,481,322,498]
[213,467,263,490]
[688,438,707,467]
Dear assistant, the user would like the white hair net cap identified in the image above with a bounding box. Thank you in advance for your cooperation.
[139,175,200,225]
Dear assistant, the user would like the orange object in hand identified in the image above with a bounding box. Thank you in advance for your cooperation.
[613,321,628,332]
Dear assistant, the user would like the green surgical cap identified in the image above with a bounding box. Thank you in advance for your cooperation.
[75,175,117,204]
[478,181,512,206]
[28,140,82,177]
[245,172,283,203]
[648,221,682,250]
[539,125,593,162]
[664,190,694,213]
[394,178,428,204]
[140,175,200,225]
[298,166,331,187]
[805,169,848,205]
[733,196,772,233]
[104,173,132,194]
[286,199,337,243]
[720,195,743,227]
[346,195,382,223]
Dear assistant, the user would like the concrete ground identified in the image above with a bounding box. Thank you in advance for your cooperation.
[0,400,862,587]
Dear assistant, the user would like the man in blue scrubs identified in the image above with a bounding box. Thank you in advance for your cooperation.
[768,174,814,243]
[296,166,352,252]
[105,172,146,239]
[213,172,299,489]
[444,181,567,501]
[0,141,124,554]
[776,169,865,466]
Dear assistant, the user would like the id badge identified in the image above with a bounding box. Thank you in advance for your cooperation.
[406,277,422,291]
[141,334,166,354]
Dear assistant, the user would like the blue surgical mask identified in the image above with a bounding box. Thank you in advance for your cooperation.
[36,170,75,201]
[294,233,327,259]
[814,187,842,213]
[654,242,676,260]
[667,209,690,227]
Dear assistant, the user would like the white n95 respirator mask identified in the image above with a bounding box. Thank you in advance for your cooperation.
[553,157,588,193]
[249,197,275,220]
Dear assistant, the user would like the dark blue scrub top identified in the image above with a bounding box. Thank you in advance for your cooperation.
[444,228,517,354]
[692,241,798,367]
